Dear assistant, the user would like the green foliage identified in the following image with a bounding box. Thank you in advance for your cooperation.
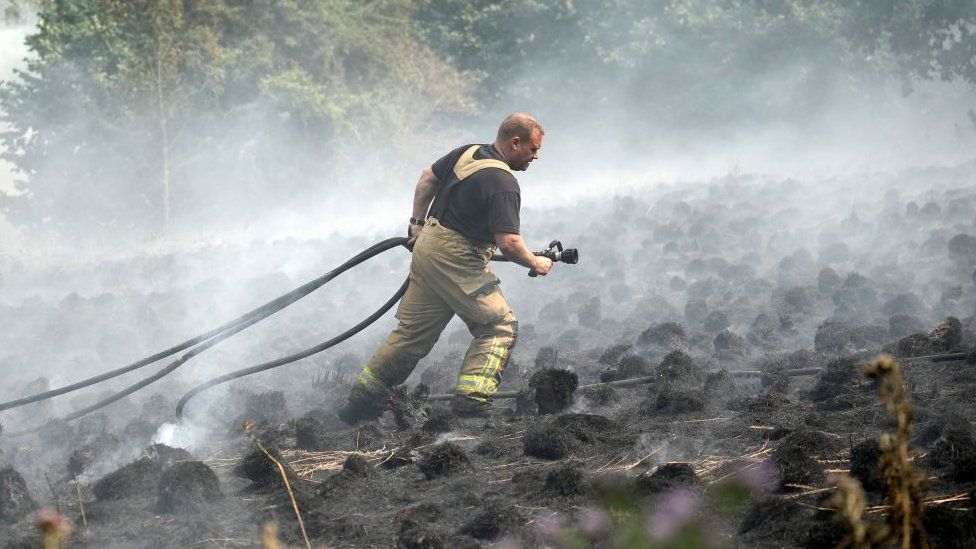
[1,0,974,237]
[839,0,976,85]
[0,0,474,235]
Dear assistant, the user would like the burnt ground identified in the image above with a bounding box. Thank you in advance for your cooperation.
[2,166,976,547]
[3,351,976,548]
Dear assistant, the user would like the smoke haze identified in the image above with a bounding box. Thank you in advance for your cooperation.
[0,3,975,546]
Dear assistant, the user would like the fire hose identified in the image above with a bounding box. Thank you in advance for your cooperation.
[0,237,579,434]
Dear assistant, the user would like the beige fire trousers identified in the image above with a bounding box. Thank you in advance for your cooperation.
[353,217,518,403]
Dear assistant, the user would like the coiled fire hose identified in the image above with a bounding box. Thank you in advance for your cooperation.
[1,237,409,435]
[1,237,580,434]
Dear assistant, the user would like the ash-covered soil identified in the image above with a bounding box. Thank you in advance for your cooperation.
[2,164,976,547]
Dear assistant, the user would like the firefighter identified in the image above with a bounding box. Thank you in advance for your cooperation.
[338,113,553,422]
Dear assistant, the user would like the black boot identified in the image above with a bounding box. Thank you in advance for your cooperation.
[337,385,389,424]
[450,394,491,418]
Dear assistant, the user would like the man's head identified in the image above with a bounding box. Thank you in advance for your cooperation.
[494,113,544,171]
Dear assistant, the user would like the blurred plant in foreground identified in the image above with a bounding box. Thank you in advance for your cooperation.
[861,355,929,549]
[534,465,767,549]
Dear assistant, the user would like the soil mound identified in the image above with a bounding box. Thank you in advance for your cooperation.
[146,443,193,466]
[713,329,747,359]
[555,413,631,446]
[775,430,841,457]
[896,333,934,357]
[93,443,194,500]
[810,357,858,391]
[580,384,620,406]
[895,317,964,357]
[381,447,415,470]
[926,428,976,469]
[242,390,288,425]
[600,353,649,382]
[656,350,703,389]
[739,497,808,537]
[524,413,632,460]
[0,466,36,524]
[529,369,578,415]
[512,389,535,416]
[417,442,469,480]
[729,391,791,412]
[341,455,371,479]
[523,422,573,459]
[295,417,329,451]
[635,462,699,495]
[849,439,884,491]
[544,464,588,496]
[704,369,735,401]
[814,321,884,354]
[353,423,386,451]
[749,312,781,348]
[889,314,925,338]
[923,506,976,549]
[422,409,459,434]
[474,438,512,459]
[925,427,976,481]
[156,461,221,513]
[704,310,731,333]
[930,316,963,351]
[772,445,825,490]
[534,346,559,369]
[93,457,159,500]
[67,433,121,477]
[636,322,689,353]
[458,499,522,540]
[599,343,633,365]
[645,388,705,415]
[397,519,446,549]
[235,445,299,488]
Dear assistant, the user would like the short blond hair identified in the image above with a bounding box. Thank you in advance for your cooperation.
[496,113,544,142]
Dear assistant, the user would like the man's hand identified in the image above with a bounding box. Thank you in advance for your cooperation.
[495,232,555,277]
[406,222,423,249]
[532,256,554,276]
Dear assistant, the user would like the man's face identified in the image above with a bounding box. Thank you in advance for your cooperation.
[509,130,542,171]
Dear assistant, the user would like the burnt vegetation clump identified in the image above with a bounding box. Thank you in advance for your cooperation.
[156,461,222,513]
[528,368,579,415]
[417,442,470,480]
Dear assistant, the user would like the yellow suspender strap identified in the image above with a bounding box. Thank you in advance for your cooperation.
[453,145,513,181]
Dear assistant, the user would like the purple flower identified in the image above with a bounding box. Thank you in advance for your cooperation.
[650,488,701,541]
[737,459,777,494]
[579,506,609,537]
[534,512,566,540]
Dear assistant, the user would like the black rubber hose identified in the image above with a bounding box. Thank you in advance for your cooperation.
[0,237,408,413]
[175,278,409,418]
[3,237,408,435]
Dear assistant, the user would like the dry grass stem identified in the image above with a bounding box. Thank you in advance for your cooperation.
[74,484,88,534]
[281,448,389,479]
[244,422,312,549]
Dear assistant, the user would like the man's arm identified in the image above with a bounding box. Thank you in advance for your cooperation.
[494,232,553,275]
[408,166,439,244]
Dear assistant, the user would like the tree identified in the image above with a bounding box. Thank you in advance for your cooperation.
[0,0,474,237]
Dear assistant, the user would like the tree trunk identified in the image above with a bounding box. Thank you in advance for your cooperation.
[155,46,171,231]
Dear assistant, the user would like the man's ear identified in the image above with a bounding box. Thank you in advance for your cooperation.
[511,136,521,150]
